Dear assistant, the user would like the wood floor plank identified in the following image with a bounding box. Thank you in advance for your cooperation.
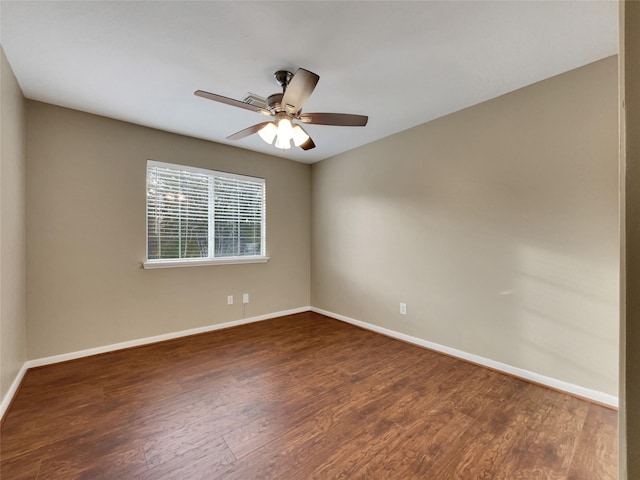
[566,405,618,480]
[219,355,442,478]
[36,445,148,480]
[448,387,532,479]
[140,434,236,479]
[0,312,617,479]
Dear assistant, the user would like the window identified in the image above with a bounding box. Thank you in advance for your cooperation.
[144,160,267,268]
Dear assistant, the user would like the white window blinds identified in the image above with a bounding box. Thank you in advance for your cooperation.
[214,176,265,257]
[146,161,265,264]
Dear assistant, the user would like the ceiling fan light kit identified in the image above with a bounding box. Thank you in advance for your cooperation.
[258,114,310,150]
[195,68,368,151]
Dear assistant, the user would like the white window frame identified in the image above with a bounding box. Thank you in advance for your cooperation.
[143,160,268,269]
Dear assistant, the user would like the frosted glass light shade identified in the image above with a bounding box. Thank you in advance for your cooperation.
[277,117,294,143]
[258,122,277,144]
[292,125,310,147]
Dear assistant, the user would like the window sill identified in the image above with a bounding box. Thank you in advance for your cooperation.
[143,256,270,269]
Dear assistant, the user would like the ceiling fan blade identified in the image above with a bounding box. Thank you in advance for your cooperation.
[299,112,368,126]
[195,90,266,114]
[281,68,319,115]
[227,122,272,140]
[300,137,316,151]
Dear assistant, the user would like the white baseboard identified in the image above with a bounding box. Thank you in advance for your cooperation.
[311,307,619,408]
[1,306,311,419]
[0,362,28,421]
[26,306,311,369]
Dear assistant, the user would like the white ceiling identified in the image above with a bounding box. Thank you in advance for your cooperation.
[0,1,618,164]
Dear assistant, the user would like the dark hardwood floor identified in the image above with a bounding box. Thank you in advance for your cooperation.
[1,312,617,479]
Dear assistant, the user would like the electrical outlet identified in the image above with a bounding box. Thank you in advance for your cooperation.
[227,295,233,305]
[400,303,407,315]
[243,293,249,304]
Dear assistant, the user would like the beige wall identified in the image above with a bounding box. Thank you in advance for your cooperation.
[0,46,27,400]
[26,102,310,358]
[622,1,640,477]
[312,57,619,396]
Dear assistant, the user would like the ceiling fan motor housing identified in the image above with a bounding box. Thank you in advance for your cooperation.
[267,93,284,113]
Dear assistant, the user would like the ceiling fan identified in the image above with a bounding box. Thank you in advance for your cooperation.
[195,68,368,151]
